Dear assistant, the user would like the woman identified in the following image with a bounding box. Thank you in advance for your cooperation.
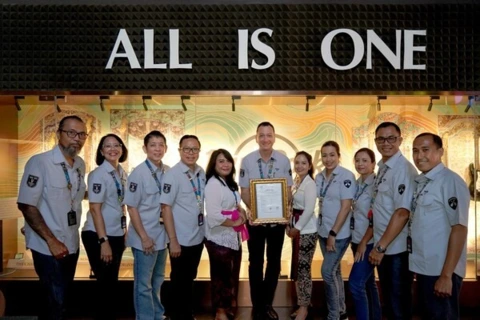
[287,151,318,320]
[204,149,247,320]
[81,133,128,320]
[316,141,355,320]
[348,148,381,320]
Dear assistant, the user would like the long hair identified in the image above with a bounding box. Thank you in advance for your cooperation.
[206,149,238,191]
[295,151,314,179]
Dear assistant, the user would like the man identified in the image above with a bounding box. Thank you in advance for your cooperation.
[161,135,206,320]
[17,115,88,319]
[368,122,417,320]
[410,133,469,320]
[239,122,293,320]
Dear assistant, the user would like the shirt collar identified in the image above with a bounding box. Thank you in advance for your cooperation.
[179,161,200,175]
[378,150,403,169]
[53,145,82,170]
[145,159,164,172]
[321,164,340,178]
[256,150,276,162]
[361,172,376,185]
[416,162,445,182]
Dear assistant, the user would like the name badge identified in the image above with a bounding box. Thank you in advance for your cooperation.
[350,216,355,230]
[121,216,127,229]
[67,210,77,226]
[407,236,412,254]
[198,213,204,226]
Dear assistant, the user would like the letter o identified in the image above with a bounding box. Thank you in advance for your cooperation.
[321,29,364,70]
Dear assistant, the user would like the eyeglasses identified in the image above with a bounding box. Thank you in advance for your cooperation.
[103,143,122,149]
[374,136,399,144]
[59,129,88,140]
[180,147,200,154]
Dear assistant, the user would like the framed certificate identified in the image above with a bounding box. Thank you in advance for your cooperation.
[249,178,289,225]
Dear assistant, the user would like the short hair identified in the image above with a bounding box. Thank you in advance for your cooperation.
[375,122,401,136]
[144,130,167,147]
[414,132,443,148]
[321,140,341,158]
[294,151,315,179]
[256,122,275,133]
[95,134,128,165]
[205,149,238,191]
[354,147,376,164]
[58,115,84,131]
[179,135,201,148]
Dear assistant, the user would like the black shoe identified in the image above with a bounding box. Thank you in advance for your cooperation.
[252,307,264,320]
[265,305,279,320]
[340,312,348,320]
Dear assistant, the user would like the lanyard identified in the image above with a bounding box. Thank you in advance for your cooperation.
[232,190,238,206]
[319,173,335,198]
[186,171,202,211]
[292,175,307,198]
[370,166,389,208]
[408,178,430,236]
[109,170,125,204]
[257,158,274,179]
[145,160,163,194]
[352,180,370,211]
[60,162,81,209]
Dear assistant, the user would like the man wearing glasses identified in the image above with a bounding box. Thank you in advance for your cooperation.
[368,122,417,320]
[17,115,88,319]
[161,135,206,320]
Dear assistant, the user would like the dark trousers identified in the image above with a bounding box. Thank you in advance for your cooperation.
[32,249,79,320]
[416,273,463,320]
[377,251,413,320]
[247,224,285,310]
[205,240,242,310]
[169,242,204,320]
[81,230,125,320]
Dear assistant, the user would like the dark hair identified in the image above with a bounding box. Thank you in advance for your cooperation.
[321,140,341,158]
[375,122,401,136]
[295,151,314,179]
[95,134,128,165]
[354,147,376,164]
[179,135,201,148]
[58,115,84,131]
[206,149,238,192]
[414,132,443,148]
[256,121,275,133]
[144,130,167,147]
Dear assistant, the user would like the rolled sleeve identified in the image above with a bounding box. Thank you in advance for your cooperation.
[18,156,43,207]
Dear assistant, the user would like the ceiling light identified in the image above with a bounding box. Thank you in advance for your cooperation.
[181,95,190,111]
[142,96,152,111]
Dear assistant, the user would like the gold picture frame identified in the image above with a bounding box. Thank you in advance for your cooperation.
[249,178,289,225]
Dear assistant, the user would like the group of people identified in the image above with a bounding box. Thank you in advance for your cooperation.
[17,115,468,320]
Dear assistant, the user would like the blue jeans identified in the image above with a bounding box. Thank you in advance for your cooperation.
[348,243,382,320]
[416,273,463,320]
[377,251,412,320]
[319,236,350,320]
[32,249,79,320]
[132,247,167,320]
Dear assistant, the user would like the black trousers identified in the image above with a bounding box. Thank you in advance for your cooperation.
[81,230,125,320]
[169,242,204,320]
[246,224,285,309]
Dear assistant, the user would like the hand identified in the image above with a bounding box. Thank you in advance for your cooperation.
[233,215,244,227]
[169,238,181,258]
[238,206,247,221]
[100,242,113,264]
[434,275,453,298]
[47,238,69,260]
[141,237,155,255]
[289,227,300,238]
[354,242,367,262]
[326,235,336,252]
[245,208,252,221]
[368,249,384,266]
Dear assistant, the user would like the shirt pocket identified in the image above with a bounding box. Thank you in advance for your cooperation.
[46,179,69,200]
[145,185,161,205]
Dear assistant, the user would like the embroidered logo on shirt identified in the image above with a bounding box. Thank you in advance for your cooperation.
[448,197,458,210]
[163,183,171,194]
[93,183,102,194]
[398,184,405,195]
[240,169,245,177]
[343,180,352,188]
[27,175,39,188]
[129,182,137,192]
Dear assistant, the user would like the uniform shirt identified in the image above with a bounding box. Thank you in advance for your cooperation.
[239,149,293,188]
[204,176,241,250]
[160,161,206,247]
[82,161,127,237]
[315,165,356,239]
[373,151,417,255]
[124,160,169,251]
[409,163,469,278]
[351,173,375,244]
[17,145,86,256]
[291,175,317,235]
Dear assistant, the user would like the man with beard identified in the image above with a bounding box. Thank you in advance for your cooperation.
[18,115,88,320]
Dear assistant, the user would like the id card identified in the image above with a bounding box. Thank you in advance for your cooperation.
[159,212,164,225]
[318,214,322,226]
[407,236,412,254]
[350,216,355,230]
[67,210,77,226]
[198,213,204,226]
[121,216,127,229]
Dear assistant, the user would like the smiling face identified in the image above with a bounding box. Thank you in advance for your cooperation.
[354,151,375,176]
[294,153,311,178]
[256,125,275,153]
[56,118,87,159]
[375,125,403,161]
[215,153,233,179]
[412,135,443,173]
[179,137,200,168]
[321,145,340,171]
[143,136,167,165]
[101,136,123,165]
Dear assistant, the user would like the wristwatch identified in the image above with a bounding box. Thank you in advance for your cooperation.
[98,236,109,244]
[375,245,387,253]
[329,230,337,237]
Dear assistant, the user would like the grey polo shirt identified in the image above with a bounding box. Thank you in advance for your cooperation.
[159,161,206,247]
[82,161,127,237]
[17,145,86,256]
[315,165,356,239]
[373,151,417,255]
[351,173,375,244]
[239,149,293,188]
[124,159,169,251]
[409,163,469,278]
